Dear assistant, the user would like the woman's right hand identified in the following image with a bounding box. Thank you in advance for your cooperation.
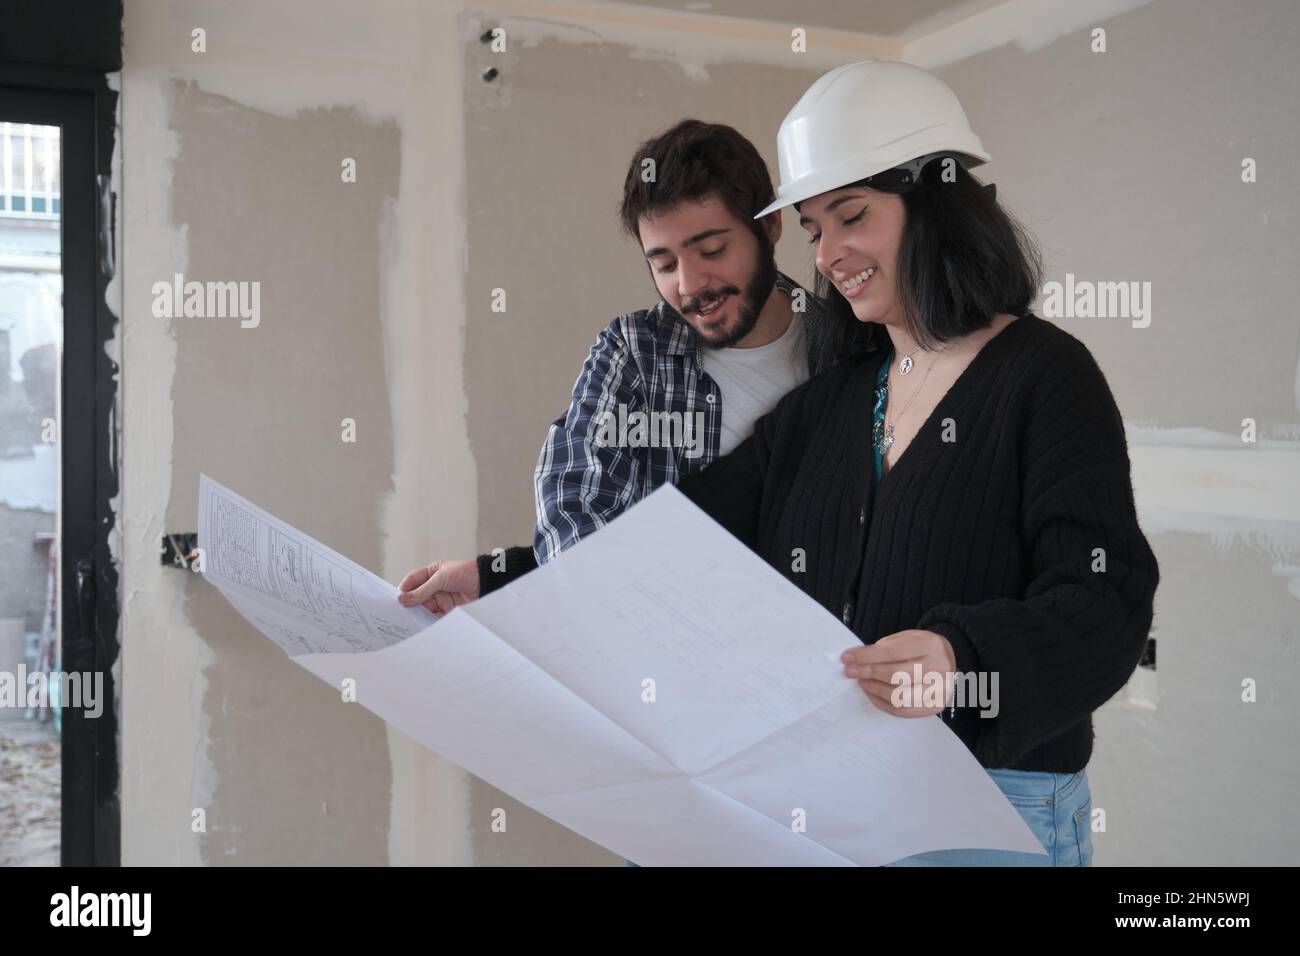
[397,559,481,614]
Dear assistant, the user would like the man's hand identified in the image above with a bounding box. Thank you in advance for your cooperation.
[841,629,957,718]
[397,559,481,615]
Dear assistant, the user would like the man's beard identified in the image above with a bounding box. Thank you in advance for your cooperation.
[683,244,779,350]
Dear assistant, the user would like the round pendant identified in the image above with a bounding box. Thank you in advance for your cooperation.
[900,355,913,375]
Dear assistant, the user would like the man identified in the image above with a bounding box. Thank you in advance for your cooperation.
[398,119,842,611]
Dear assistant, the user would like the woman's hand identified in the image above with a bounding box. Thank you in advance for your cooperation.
[841,629,957,718]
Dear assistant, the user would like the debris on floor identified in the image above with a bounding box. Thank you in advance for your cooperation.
[0,720,60,867]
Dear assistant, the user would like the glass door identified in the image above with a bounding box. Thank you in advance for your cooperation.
[0,118,62,867]
[0,76,119,866]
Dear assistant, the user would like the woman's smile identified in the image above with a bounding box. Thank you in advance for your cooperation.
[839,267,876,300]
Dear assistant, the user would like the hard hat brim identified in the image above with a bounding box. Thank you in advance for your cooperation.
[754,145,990,219]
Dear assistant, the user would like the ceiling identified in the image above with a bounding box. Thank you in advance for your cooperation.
[615,0,988,37]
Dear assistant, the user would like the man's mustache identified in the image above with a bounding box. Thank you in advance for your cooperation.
[683,286,740,314]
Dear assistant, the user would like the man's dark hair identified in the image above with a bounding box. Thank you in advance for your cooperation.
[800,158,1042,369]
[619,119,776,247]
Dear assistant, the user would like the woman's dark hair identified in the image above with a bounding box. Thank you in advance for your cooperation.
[800,157,1042,369]
[619,119,775,249]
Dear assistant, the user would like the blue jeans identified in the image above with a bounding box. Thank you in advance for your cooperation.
[625,768,1093,867]
[884,768,1094,866]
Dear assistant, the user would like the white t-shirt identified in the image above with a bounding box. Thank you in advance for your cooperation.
[700,313,809,456]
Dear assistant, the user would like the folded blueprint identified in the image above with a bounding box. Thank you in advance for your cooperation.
[197,473,1043,866]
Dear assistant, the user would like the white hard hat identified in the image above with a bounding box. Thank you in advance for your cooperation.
[755,59,990,219]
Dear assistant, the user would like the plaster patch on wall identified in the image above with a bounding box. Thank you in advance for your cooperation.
[104,71,126,760]
[1128,425,1300,451]
[118,69,214,864]
[167,81,400,864]
[1129,428,1300,599]
[627,46,713,83]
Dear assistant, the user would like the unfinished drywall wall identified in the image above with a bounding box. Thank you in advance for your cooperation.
[121,0,477,865]
[117,0,1295,867]
[166,82,400,864]
[927,0,1300,863]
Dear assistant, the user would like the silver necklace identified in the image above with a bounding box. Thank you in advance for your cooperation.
[898,343,926,375]
[880,349,943,452]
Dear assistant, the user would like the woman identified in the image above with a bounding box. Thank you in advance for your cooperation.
[674,60,1160,866]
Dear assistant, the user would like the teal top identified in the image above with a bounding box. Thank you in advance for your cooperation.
[869,345,893,490]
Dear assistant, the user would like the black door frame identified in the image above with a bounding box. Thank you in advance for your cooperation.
[0,19,122,866]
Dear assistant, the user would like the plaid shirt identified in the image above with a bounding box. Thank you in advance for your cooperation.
[533,271,831,564]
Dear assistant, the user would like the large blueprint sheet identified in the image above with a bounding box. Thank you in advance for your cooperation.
[197,473,1042,866]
